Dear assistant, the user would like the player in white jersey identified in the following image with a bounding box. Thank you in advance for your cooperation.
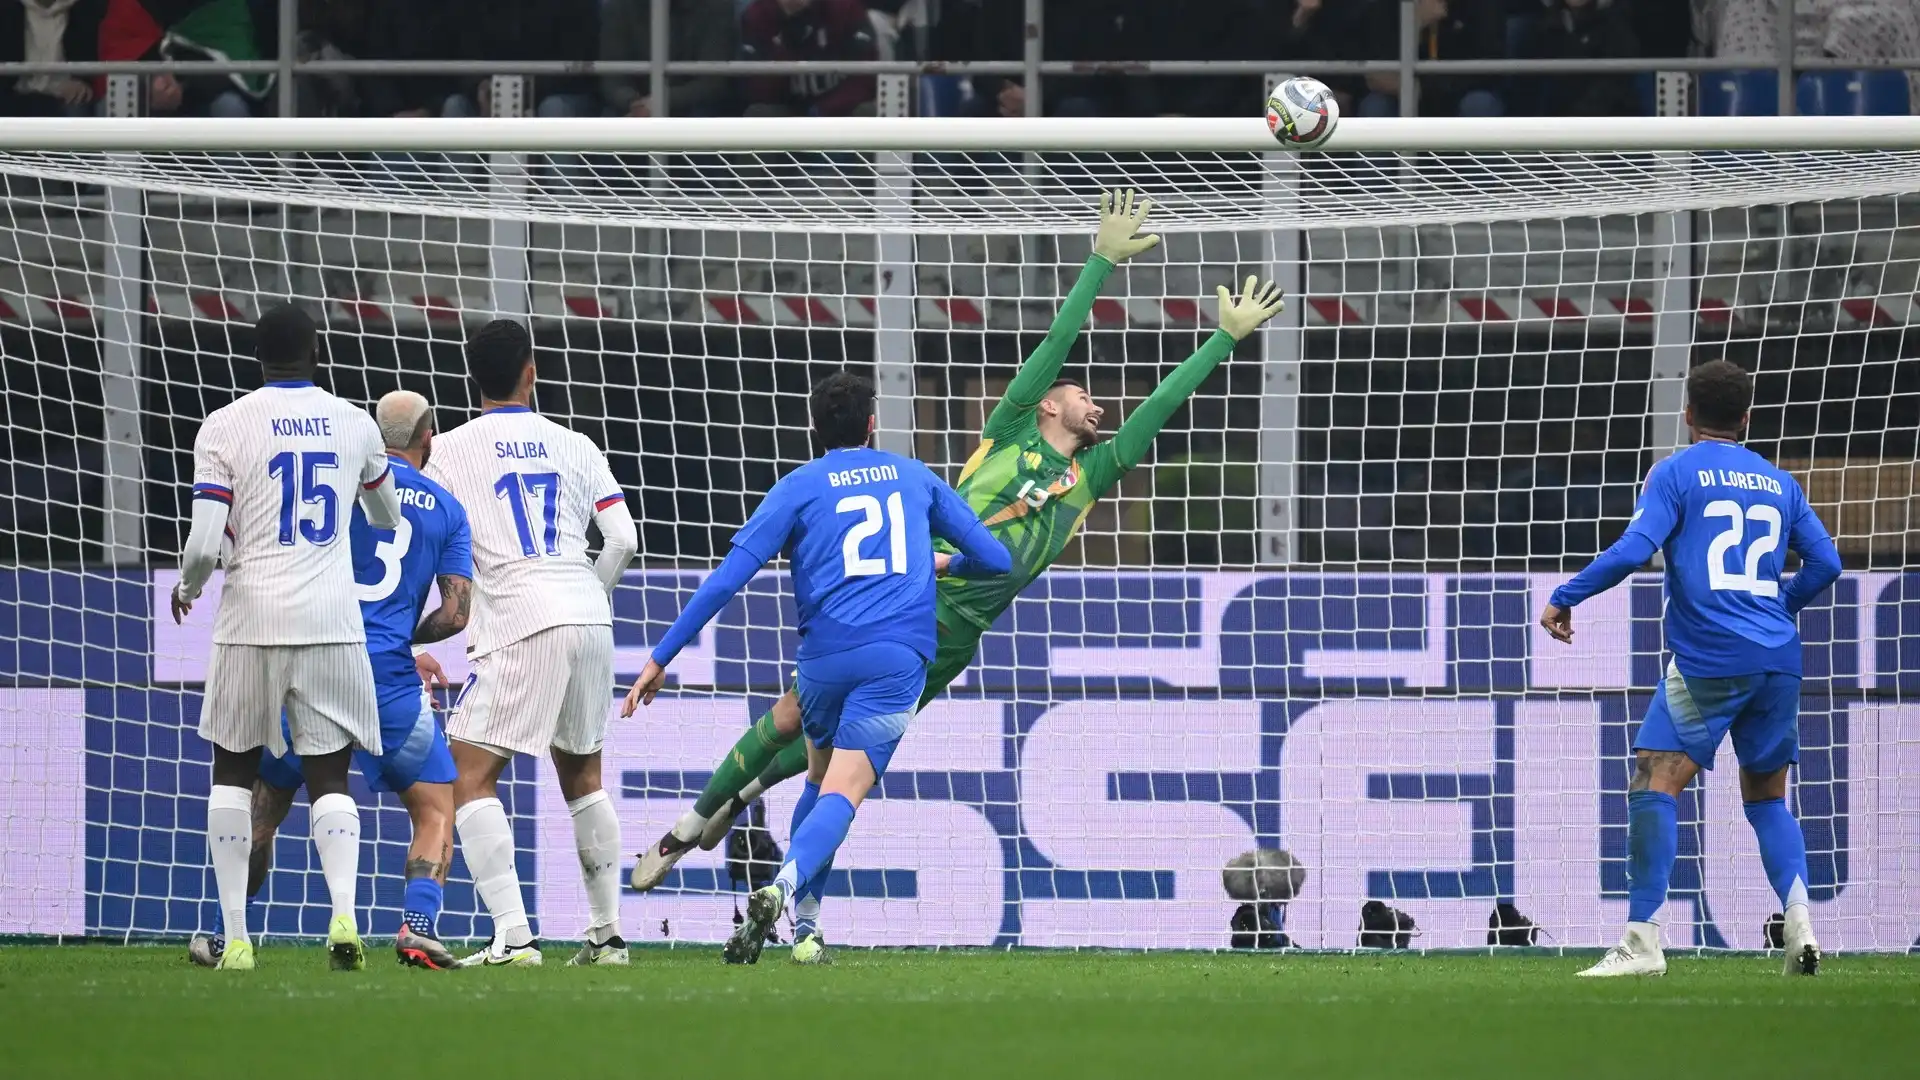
[424,319,640,967]
[171,304,403,972]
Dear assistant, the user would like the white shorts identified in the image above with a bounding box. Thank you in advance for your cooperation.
[449,623,614,758]
[199,642,380,759]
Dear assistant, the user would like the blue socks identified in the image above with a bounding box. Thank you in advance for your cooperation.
[403,876,443,937]
[1743,797,1811,911]
[1626,790,1678,924]
[777,793,856,901]
[787,780,832,909]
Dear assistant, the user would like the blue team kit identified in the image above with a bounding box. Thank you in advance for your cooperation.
[261,456,472,793]
[1552,440,1841,772]
[654,446,1009,777]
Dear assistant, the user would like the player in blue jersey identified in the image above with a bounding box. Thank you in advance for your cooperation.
[1541,360,1841,978]
[189,391,475,971]
[622,371,1011,965]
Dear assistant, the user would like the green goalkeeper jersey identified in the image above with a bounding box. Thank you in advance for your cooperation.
[935,255,1239,631]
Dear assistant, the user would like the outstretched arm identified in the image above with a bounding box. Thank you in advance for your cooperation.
[1090,277,1288,492]
[1541,462,1681,643]
[982,190,1159,442]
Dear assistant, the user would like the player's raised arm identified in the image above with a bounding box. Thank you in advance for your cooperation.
[173,420,234,622]
[1082,276,1287,496]
[622,479,796,714]
[1782,480,1841,615]
[927,467,1011,578]
[982,189,1159,442]
[1540,459,1683,643]
[355,418,403,530]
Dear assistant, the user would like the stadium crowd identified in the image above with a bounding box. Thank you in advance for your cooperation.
[2,0,1917,120]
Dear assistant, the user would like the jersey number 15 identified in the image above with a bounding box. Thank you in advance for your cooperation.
[838,492,908,578]
[1704,499,1782,598]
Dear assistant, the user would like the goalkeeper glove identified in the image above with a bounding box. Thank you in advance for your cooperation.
[1092,188,1160,264]
[1215,275,1287,341]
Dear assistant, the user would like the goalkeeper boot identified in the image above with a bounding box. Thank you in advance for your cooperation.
[327,914,366,972]
[632,825,699,892]
[217,939,256,971]
[1577,922,1666,978]
[1782,907,1821,976]
[700,795,748,851]
[723,883,787,966]
[792,932,833,966]
[568,934,631,967]
[395,925,458,971]
[187,934,224,969]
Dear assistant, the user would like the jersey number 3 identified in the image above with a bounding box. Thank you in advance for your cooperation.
[838,492,908,578]
[1704,499,1782,597]
[360,515,415,602]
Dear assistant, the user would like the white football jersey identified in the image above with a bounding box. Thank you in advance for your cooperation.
[192,382,389,646]
[425,407,625,658]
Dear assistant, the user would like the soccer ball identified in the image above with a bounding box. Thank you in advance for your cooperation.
[1265,77,1339,151]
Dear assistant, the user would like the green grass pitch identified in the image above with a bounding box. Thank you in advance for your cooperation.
[3,945,1916,1078]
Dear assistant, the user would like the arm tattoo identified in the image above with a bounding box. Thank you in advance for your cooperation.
[414,574,472,644]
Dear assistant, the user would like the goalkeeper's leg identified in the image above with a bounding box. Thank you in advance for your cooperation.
[631,693,805,891]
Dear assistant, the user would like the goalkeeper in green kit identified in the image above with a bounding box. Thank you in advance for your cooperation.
[632,191,1288,935]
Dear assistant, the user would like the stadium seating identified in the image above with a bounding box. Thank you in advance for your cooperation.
[1698,69,1910,117]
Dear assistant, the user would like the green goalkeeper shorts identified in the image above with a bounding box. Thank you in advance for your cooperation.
[917,601,986,710]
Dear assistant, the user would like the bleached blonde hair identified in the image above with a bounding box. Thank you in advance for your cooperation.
[375,390,434,450]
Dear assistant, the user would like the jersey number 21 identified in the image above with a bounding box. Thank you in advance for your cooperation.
[838,492,907,578]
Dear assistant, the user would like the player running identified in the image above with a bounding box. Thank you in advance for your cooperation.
[188,390,475,972]
[171,304,403,971]
[629,193,1289,956]
[1542,359,1841,978]
[623,370,1012,965]
[427,319,640,968]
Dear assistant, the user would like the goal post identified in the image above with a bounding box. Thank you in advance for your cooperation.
[1,117,1917,952]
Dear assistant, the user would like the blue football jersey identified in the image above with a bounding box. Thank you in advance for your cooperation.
[350,456,473,696]
[730,447,993,661]
[1621,441,1835,678]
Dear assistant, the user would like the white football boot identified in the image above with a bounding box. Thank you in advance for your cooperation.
[568,935,631,966]
[699,795,749,851]
[456,936,544,968]
[1578,922,1667,978]
[1781,907,1821,976]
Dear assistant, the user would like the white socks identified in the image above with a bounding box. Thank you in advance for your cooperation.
[1625,920,1662,952]
[457,797,531,947]
[207,785,253,946]
[309,792,362,924]
[670,808,704,843]
[569,790,623,944]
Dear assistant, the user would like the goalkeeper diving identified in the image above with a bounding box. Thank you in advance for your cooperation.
[631,191,1288,946]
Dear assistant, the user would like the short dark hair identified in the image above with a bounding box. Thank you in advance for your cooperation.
[1050,377,1084,393]
[1687,359,1753,433]
[810,370,875,451]
[466,319,533,401]
[255,303,317,378]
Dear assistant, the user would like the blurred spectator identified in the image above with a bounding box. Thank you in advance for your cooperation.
[1516,0,1641,115]
[1146,0,1266,116]
[740,0,877,117]
[602,0,738,118]
[1274,0,1376,115]
[926,0,1020,116]
[1701,0,1920,64]
[1,0,103,116]
[99,0,271,116]
[1043,0,1159,116]
[359,0,462,117]
[291,0,363,117]
[454,0,601,118]
[1362,0,1507,117]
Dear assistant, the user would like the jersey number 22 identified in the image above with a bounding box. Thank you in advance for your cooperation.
[1704,499,1782,597]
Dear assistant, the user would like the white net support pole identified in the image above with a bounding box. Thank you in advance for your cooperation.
[873,73,917,457]
[1259,73,1304,566]
[98,75,145,566]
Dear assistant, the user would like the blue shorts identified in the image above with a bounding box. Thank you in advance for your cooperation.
[259,686,456,794]
[1635,660,1800,773]
[794,641,927,779]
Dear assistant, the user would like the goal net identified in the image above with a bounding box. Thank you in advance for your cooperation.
[2,116,1917,952]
